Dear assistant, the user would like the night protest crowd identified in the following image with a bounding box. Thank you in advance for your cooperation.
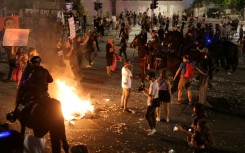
[0,6,244,153]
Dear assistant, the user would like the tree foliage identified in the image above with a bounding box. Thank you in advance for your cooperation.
[192,0,244,12]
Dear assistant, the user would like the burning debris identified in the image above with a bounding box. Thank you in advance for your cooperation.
[54,80,94,121]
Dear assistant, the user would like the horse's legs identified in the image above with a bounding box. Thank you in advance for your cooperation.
[137,59,146,83]
[20,123,26,136]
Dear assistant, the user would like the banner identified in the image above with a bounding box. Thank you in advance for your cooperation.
[3,29,30,46]
[68,17,76,39]
[0,16,19,31]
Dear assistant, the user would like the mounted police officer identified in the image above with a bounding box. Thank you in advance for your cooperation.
[147,30,161,69]
[139,28,148,45]
[7,56,53,122]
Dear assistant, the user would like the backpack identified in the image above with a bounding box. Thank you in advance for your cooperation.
[184,62,194,78]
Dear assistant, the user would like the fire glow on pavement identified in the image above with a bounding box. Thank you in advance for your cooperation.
[55,80,94,121]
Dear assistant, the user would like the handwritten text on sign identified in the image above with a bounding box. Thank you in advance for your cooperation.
[68,17,76,39]
[3,29,30,46]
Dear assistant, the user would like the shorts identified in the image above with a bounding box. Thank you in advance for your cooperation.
[178,76,192,90]
[122,88,130,99]
[158,90,170,103]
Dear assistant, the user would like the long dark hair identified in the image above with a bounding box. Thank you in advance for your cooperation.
[159,69,169,80]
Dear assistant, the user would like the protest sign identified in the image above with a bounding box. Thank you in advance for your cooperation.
[68,17,76,39]
[3,29,30,46]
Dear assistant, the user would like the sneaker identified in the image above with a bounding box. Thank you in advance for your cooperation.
[147,128,156,135]
[86,65,92,68]
[156,117,160,122]
[166,118,169,123]
[91,62,94,65]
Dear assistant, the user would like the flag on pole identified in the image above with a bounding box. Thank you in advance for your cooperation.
[61,9,65,25]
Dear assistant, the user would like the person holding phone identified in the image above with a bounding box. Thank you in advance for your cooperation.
[173,104,214,150]
[143,71,159,135]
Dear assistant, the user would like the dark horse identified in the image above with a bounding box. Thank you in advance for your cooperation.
[209,40,238,72]
[7,97,69,153]
[130,34,149,83]
[162,31,185,93]
[130,31,183,93]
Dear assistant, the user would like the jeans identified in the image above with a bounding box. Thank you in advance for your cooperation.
[145,105,156,130]
[119,48,127,60]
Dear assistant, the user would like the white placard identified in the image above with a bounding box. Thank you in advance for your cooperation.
[68,17,76,39]
[3,29,30,46]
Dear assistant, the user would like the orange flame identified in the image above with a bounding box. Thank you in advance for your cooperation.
[55,80,94,121]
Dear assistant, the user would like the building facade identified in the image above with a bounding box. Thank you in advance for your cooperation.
[82,0,194,24]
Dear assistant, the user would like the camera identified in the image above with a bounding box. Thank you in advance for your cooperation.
[138,83,145,92]
[172,126,179,131]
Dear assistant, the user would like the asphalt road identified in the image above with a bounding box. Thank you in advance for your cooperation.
[0,24,245,153]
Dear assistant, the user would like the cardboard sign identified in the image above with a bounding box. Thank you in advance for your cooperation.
[3,29,30,46]
[68,17,76,39]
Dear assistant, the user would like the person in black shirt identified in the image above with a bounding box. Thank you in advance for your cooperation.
[158,26,164,44]
[92,28,101,52]
[165,17,170,32]
[74,35,83,68]
[84,32,96,67]
[198,48,213,106]
[93,16,99,29]
[119,33,128,60]
[119,22,126,38]
[139,28,147,45]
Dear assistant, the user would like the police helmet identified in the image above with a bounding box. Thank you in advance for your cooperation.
[30,56,41,64]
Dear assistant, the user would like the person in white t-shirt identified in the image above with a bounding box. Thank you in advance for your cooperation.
[121,59,133,112]
[143,71,159,135]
